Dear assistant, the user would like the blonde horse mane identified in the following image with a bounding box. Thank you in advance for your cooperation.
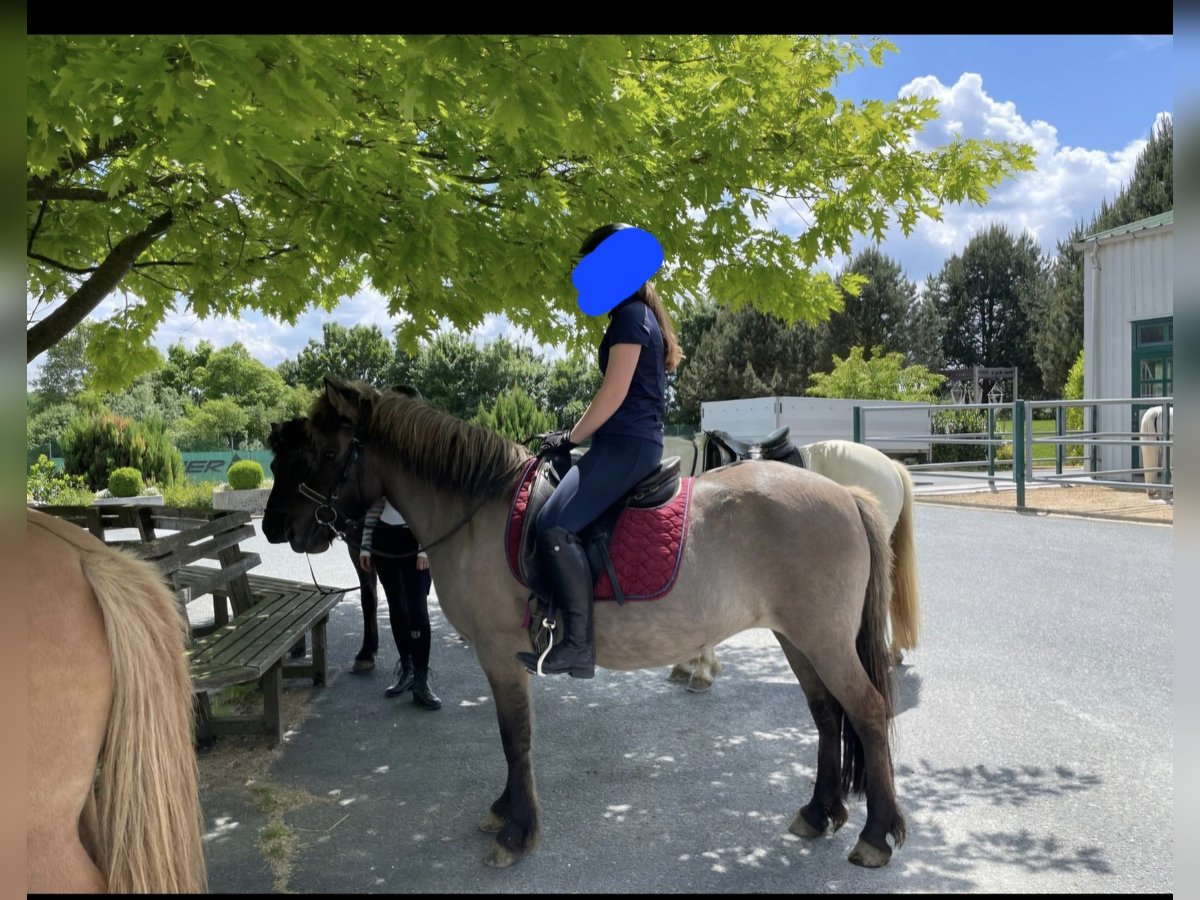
[311,383,531,499]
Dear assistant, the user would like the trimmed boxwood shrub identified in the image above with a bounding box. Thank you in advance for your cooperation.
[227,460,265,490]
[108,467,145,497]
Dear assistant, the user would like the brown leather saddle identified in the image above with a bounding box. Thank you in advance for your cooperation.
[517,450,682,606]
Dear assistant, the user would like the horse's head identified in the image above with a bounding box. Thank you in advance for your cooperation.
[263,377,384,553]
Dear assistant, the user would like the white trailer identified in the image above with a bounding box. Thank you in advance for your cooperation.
[699,396,933,462]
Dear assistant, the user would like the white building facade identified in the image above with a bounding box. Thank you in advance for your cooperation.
[1074,210,1173,478]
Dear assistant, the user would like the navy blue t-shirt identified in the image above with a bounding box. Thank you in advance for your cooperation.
[595,299,665,445]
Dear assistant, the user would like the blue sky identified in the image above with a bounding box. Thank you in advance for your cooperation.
[27,34,1175,385]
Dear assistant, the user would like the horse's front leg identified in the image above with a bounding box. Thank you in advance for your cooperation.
[476,652,541,868]
[351,547,380,673]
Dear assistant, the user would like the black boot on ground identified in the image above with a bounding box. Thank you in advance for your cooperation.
[385,655,414,697]
[411,667,442,710]
[516,527,595,679]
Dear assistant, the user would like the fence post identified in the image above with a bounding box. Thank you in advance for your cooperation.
[1014,399,1026,510]
[853,405,862,444]
[1055,405,1065,475]
[987,405,996,486]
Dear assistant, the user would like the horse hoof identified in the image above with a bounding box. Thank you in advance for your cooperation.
[483,841,521,868]
[350,659,375,674]
[478,810,504,833]
[789,811,825,838]
[848,838,891,868]
[668,663,694,683]
[686,672,714,693]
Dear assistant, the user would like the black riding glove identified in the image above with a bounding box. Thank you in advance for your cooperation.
[539,429,577,455]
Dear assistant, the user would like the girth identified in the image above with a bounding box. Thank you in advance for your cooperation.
[518,451,682,606]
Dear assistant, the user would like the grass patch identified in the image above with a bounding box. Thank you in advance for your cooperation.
[210,682,262,717]
[993,418,1086,467]
[259,821,291,862]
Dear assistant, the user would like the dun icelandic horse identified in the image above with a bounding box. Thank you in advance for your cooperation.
[671,436,920,690]
[1138,404,1174,500]
[26,508,206,893]
[264,378,906,870]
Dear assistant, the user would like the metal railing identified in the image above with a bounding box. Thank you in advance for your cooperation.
[854,397,1173,509]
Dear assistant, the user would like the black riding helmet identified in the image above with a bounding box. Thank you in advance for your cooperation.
[578,222,634,258]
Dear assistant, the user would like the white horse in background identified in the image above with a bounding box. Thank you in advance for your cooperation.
[1139,405,1173,500]
[670,438,920,691]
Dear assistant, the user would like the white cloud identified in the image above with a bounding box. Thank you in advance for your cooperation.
[816,72,1167,282]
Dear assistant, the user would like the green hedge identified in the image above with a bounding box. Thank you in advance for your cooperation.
[161,480,216,509]
[931,408,988,464]
[227,460,265,490]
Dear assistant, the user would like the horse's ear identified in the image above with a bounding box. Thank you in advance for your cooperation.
[324,376,363,423]
[270,421,282,438]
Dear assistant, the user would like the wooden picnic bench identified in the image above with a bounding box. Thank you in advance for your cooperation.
[32,504,350,745]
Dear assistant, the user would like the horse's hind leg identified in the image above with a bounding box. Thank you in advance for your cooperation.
[803,642,905,867]
[773,633,849,837]
[668,646,722,691]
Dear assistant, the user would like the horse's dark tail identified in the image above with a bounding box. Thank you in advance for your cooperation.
[842,487,896,798]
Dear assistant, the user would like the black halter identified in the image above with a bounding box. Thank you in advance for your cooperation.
[295,420,366,540]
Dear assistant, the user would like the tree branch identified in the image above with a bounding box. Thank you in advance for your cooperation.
[27,201,47,254]
[41,133,139,180]
[27,209,174,362]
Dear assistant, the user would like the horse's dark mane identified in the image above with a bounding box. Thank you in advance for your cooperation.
[309,383,532,499]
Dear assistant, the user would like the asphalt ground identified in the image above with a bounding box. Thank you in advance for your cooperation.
[190,500,1172,894]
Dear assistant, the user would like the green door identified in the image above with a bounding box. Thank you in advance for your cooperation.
[1131,317,1173,473]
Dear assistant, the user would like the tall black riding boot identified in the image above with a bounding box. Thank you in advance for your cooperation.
[516,527,595,679]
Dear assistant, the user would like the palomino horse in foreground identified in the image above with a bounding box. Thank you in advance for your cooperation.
[26,509,206,893]
[265,378,906,869]
[671,437,920,690]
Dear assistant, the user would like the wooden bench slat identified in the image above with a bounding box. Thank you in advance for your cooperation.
[189,590,344,672]
[171,554,262,603]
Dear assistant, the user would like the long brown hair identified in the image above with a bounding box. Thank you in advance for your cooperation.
[635,283,683,373]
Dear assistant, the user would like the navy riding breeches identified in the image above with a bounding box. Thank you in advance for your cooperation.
[535,434,663,536]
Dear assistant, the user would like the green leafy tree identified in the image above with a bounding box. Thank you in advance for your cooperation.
[818,248,915,367]
[1034,118,1173,395]
[61,411,182,489]
[27,35,1033,388]
[666,295,721,424]
[675,304,821,419]
[904,284,947,371]
[470,387,556,444]
[280,322,393,389]
[193,342,295,445]
[930,223,1048,396]
[544,354,602,430]
[807,345,946,401]
[29,320,99,411]
[103,375,187,430]
[27,400,91,459]
[158,340,213,405]
[173,398,251,451]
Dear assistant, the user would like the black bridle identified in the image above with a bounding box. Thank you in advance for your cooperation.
[274,420,531,562]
